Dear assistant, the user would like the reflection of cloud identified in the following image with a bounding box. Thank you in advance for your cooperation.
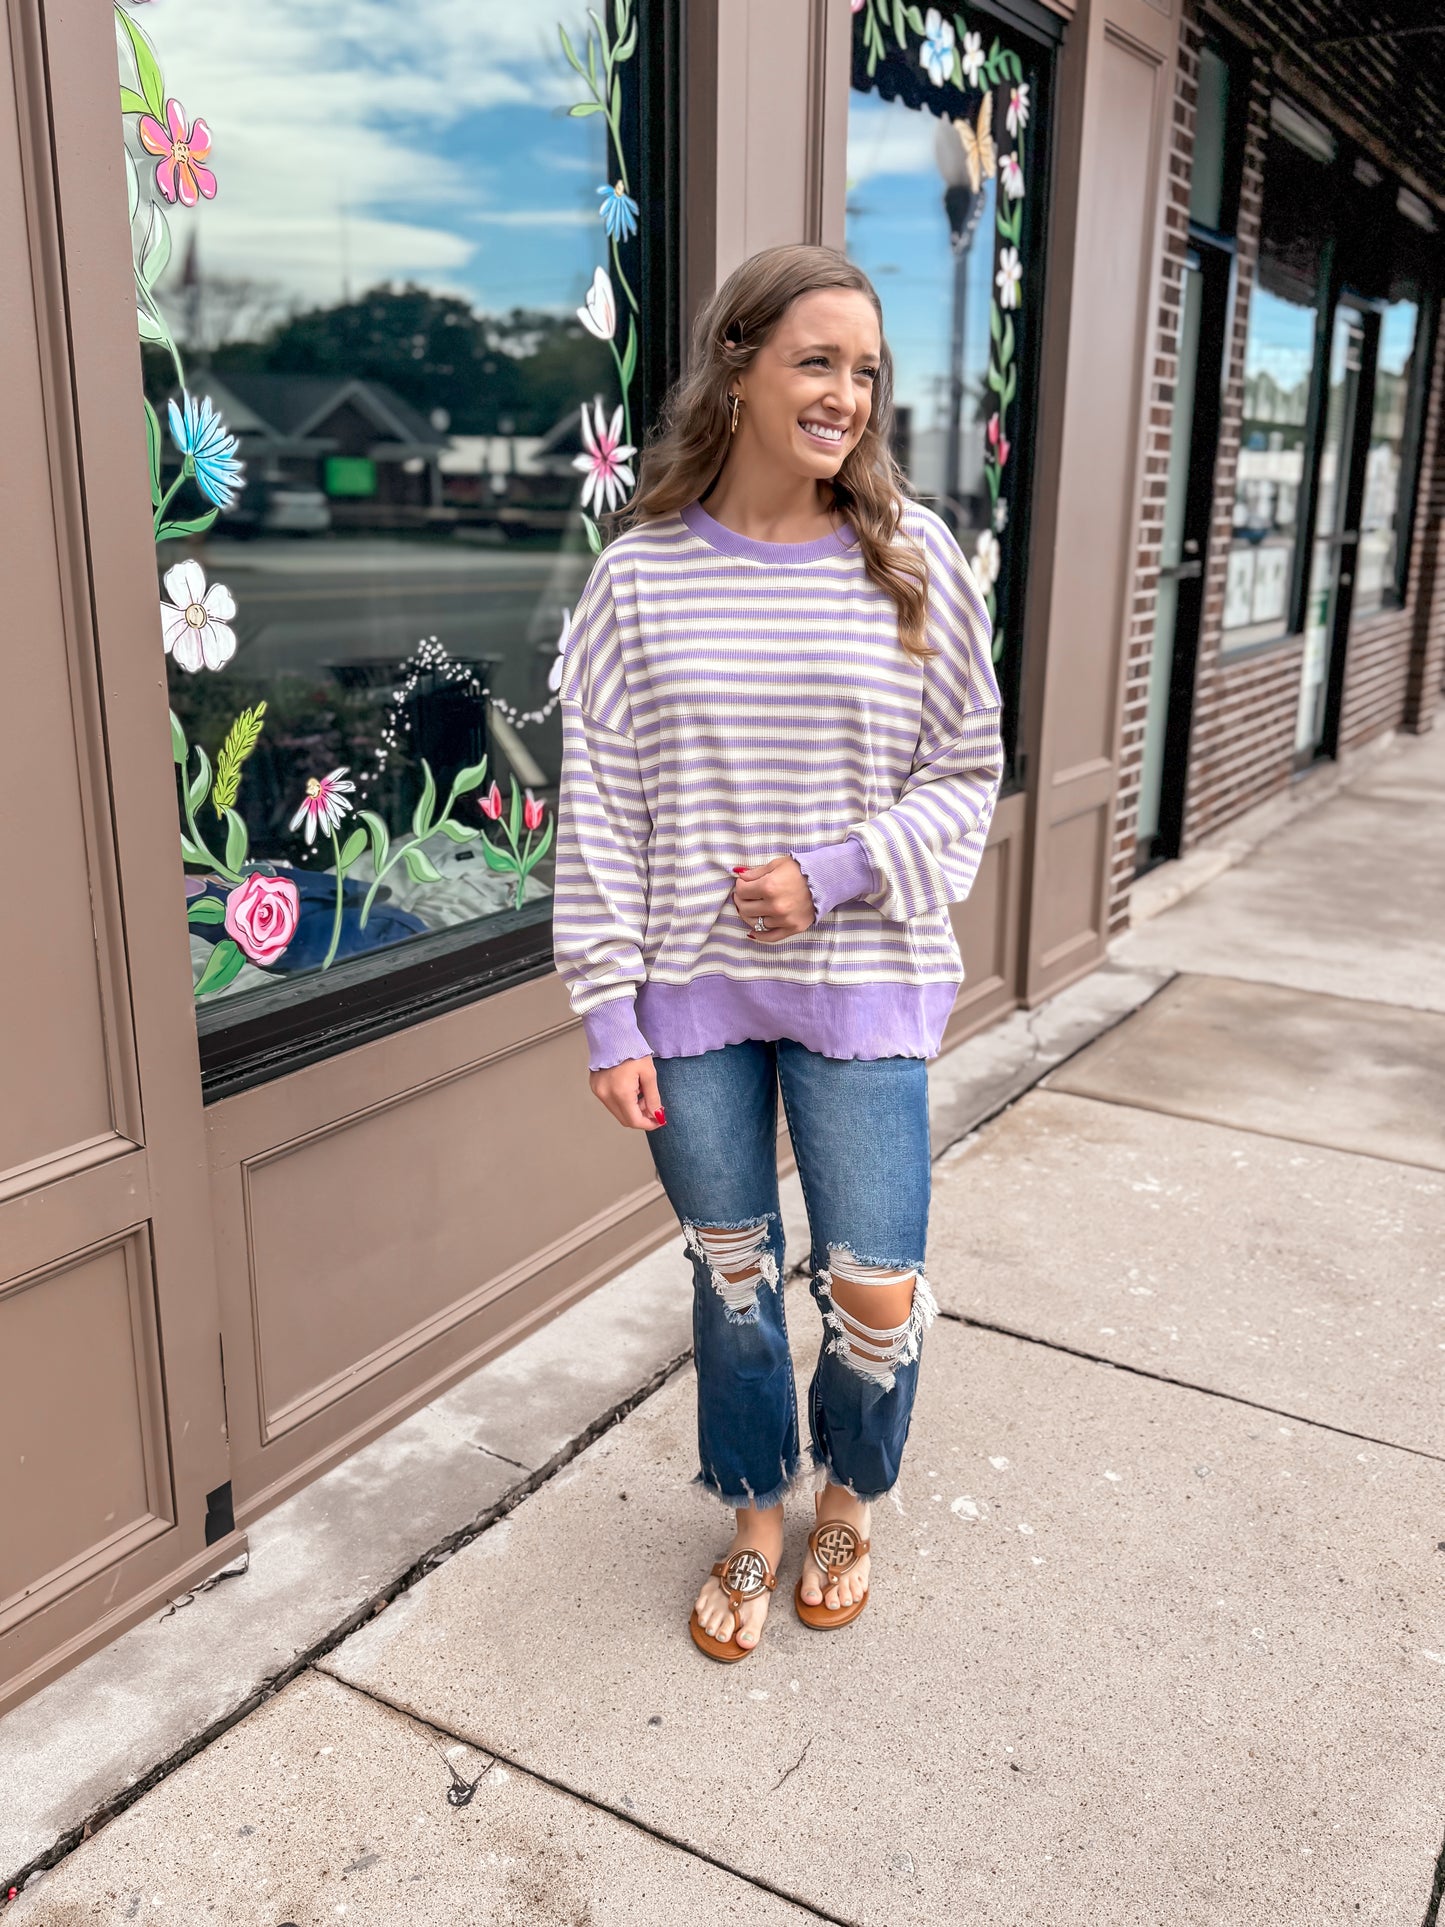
[847,91,947,188]
[126,0,606,308]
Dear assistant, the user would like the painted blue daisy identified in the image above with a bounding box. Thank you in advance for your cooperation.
[168,390,245,509]
[597,180,639,242]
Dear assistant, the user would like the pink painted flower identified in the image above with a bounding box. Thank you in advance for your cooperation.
[987,412,1011,468]
[223,874,299,966]
[138,98,216,207]
[573,397,636,514]
[522,789,546,832]
[288,767,354,845]
[479,780,504,821]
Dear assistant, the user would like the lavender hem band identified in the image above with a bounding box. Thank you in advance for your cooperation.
[582,976,962,1071]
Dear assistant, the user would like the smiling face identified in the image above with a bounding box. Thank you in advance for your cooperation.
[729,287,883,482]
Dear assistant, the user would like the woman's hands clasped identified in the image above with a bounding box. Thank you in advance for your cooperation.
[589,857,817,1132]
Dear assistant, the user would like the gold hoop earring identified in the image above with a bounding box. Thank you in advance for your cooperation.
[729,393,741,436]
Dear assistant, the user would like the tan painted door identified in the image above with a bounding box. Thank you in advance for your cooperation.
[0,0,238,1714]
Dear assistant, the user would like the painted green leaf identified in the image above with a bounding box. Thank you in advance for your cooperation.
[1003,364,1017,406]
[119,85,149,116]
[338,826,367,869]
[179,833,208,867]
[984,462,1000,504]
[583,513,603,555]
[989,301,1001,345]
[891,0,905,46]
[614,0,626,36]
[411,759,437,840]
[138,305,168,344]
[476,837,515,875]
[991,627,1005,665]
[438,818,481,843]
[587,27,598,86]
[124,150,140,228]
[620,315,637,390]
[987,362,1004,395]
[450,758,489,797]
[157,508,219,543]
[117,8,165,122]
[212,702,267,815]
[187,895,225,925]
[144,398,163,508]
[507,778,522,847]
[223,807,248,874]
[169,708,187,765]
[614,20,638,63]
[360,809,390,874]
[186,744,213,815]
[194,938,246,998]
[905,5,925,32]
[558,24,586,79]
[610,74,620,124]
[1002,314,1015,364]
[401,844,443,885]
[569,101,602,116]
[520,815,555,872]
[140,201,171,290]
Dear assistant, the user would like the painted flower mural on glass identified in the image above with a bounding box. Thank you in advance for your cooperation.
[574,397,636,514]
[597,182,639,242]
[224,875,300,967]
[168,391,244,509]
[138,97,216,206]
[995,244,1022,310]
[919,10,956,86]
[160,559,237,672]
[289,768,356,846]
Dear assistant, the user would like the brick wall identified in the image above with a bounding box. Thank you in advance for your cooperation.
[1106,12,1199,937]
[1106,7,1444,938]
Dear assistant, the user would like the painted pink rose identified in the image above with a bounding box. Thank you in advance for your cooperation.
[223,874,299,966]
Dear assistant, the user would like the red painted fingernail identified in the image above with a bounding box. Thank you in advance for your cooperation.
[731,865,747,874]
[655,1107,666,1124]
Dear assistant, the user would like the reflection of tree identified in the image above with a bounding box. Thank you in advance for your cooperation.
[206,283,611,437]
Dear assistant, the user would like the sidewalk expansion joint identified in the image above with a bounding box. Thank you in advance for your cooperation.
[939,1309,1445,1466]
[1,1340,696,1900]
[328,1670,858,1927]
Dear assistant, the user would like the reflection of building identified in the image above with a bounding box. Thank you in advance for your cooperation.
[206,371,450,526]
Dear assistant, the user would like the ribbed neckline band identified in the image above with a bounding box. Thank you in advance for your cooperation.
[681,496,857,562]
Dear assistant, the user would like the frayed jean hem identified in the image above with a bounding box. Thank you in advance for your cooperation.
[807,1443,908,1513]
[689,1458,803,1514]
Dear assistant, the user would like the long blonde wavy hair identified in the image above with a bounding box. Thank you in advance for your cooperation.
[605,244,936,664]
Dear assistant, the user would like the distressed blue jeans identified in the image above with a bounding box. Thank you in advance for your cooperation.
[645,1037,935,1511]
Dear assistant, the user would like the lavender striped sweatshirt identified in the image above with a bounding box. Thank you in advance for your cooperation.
[552,494,1005,1070]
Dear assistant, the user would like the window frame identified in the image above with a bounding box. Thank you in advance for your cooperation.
[179,0,683,1102]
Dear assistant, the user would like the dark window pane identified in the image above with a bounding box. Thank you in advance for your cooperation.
[1353,301,1419,617]
[1189,46,1230,231]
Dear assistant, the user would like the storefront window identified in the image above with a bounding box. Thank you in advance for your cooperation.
[846,1,1055,781]
[1353,300,1419,616]
[1222,121,1329,650]
[114,1,666,1063]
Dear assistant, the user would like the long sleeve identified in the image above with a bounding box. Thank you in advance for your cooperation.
[788,833,879,922]
[842,520,1005,923]
[551,558,655,1070]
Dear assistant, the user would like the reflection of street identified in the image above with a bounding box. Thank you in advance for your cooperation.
[197,539,595,699]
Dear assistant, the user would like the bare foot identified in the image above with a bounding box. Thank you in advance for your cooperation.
[693,1503,785,1650]
[798,1483,872,1611]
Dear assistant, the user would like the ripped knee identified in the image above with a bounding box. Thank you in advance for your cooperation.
[817,1243,939,1392]
[683,1217,780,1321]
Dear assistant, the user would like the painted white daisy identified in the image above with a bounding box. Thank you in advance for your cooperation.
[973,529,1002,590]
[289,767,355,845]
[961,30,986,87]
[573,398,637,514]
[1000,152,1025,200]
[1007,83,1031,137]
[995,244,1023,310]
[160,559,236,672]
[920,9,956,87]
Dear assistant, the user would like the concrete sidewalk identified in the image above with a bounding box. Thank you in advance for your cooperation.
[6,725,1443,1925]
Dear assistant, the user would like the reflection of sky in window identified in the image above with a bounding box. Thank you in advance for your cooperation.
[133,1,608,318]
[845,91,998,427]
[1379,301,1417,377]
[1244,286,1316,386]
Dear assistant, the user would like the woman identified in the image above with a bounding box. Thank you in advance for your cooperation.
[552,243,1004,1661]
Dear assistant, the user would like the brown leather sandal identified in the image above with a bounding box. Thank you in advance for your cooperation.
[794,1518,871,1630]
[689,1546,779,1662]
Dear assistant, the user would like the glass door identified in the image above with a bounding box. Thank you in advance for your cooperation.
[1295,301,1376,762]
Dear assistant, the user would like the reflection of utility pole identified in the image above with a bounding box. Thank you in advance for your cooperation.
[933,119,986,535]
[338,195,352,303]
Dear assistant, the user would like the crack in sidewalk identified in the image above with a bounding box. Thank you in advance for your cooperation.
[941,1308,1445,1466]
[327,1672,857,1926]
[1,1341,695,1900]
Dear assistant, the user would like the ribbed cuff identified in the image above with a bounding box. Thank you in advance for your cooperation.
[789,835,878,922]
[580,994,653,1071]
